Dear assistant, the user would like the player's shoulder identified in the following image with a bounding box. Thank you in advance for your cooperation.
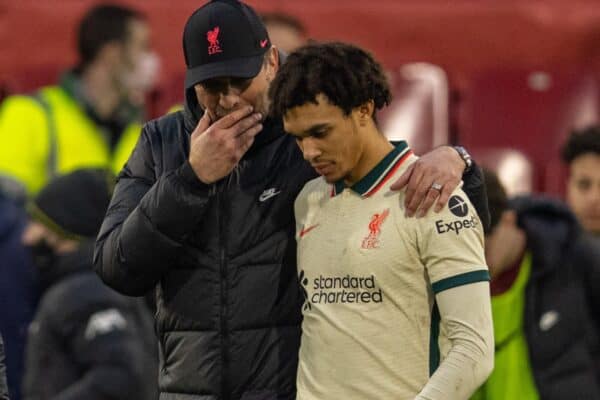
[297,176,329,199]
[295,176,329,216]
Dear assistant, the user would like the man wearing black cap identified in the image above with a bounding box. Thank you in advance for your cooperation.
[21,169,157,400]
[94,1,488,399]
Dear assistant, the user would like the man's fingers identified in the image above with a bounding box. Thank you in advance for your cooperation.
[191,111,212,140]
[237,123,262,146]
[416,187,441,218]
[406,174,434,217]
[434,183,454,212]
[213,106,255,129]
[390,163,414,191]
[403,164,424,216]
[228,112,262,138]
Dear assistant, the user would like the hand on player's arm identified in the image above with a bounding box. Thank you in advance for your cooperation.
[391,146,465,218]
[188,106,263,184]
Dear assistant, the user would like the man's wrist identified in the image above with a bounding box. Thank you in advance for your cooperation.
[453,146,473,174]
[178,161,213,193]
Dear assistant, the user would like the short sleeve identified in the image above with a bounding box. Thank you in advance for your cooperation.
[416,188,489,294]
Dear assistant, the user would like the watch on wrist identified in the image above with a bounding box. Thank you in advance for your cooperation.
[453,146,473,173]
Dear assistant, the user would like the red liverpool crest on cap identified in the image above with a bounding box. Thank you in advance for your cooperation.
[207,26,222,55]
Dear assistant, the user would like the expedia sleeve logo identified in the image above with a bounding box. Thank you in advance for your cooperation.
[448,195,469,217]
[435,195,479,235]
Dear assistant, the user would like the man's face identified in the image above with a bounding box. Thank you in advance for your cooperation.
[484,210,523,278]
[194,48,278,122]
[566,153,600,234]
[283,94,363,184]
[116,19,158,100]
[21,221,78,255]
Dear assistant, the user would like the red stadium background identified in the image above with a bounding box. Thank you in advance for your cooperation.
[2,0,600,195]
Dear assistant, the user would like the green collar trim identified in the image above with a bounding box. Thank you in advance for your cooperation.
[332,141,410,197]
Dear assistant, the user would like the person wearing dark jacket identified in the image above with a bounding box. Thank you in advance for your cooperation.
[472,170,600,400]
[0,334,9,400]
[0,191,38,400]
[21,169,157,400]
[93,1,489,399]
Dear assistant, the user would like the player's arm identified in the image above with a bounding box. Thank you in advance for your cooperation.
[413,187,493,399]
[415,281,494,400]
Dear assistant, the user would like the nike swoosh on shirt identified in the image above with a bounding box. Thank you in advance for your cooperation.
[299,224,319,238]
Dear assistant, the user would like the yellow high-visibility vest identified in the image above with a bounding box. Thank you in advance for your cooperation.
[0,84,141,195]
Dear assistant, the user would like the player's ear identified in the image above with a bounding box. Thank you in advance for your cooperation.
[355,100,375,127]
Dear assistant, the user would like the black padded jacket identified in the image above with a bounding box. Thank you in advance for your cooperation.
[512,196,600,399]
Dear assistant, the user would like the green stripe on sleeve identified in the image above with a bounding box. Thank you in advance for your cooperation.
[431,269,490,294]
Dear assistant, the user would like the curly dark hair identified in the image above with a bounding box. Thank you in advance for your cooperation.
[269,42,392,119]
[561,125,600,164]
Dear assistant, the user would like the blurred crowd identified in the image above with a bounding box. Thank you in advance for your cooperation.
[1,2,600,400]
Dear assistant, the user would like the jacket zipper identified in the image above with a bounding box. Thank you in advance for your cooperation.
[217,190,230,400]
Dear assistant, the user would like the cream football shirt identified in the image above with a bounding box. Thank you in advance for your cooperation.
[294,141,489,400]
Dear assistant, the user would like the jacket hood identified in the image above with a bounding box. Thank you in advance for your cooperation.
[511,195,582,277]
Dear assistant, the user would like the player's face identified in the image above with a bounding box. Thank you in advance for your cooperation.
[283,94,363,184]
[566,153,600,234]
[484,210,524,278]
[194,48,279,122]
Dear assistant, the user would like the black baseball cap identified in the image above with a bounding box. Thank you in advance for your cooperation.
[183,0,271,90]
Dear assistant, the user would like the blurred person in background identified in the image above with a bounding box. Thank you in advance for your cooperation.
[0,6,156,398]
[261,12,307,54]
[472,169,600,400]
[0,191,36,400]
[21,168,157,400]
[93,1,488,398]
[561,125,600,236]
[0,3,158,196]
[0,335,8,400]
